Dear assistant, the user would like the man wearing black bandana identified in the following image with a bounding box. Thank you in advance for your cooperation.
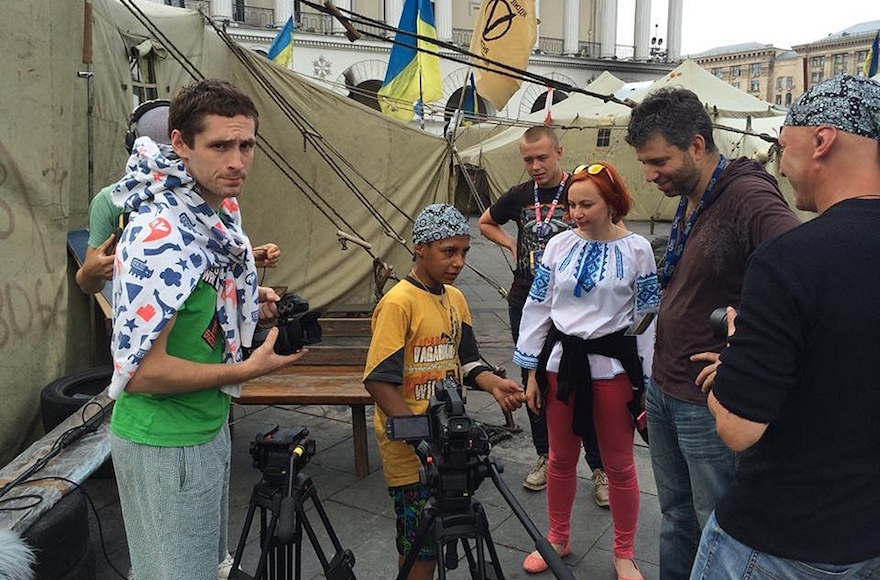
[625,88,800,580]
[690,75,880,579]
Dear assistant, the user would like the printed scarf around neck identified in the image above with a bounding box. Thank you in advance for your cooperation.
[108,136,259,399]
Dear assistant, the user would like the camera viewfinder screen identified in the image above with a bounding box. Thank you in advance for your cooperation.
[391,415,431,439]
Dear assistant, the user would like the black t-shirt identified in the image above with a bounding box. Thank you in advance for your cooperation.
[488,179,569,306]
[713,199,880,564]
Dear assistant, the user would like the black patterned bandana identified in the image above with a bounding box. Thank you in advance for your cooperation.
[784,75,880,140]
[412,203,470,244]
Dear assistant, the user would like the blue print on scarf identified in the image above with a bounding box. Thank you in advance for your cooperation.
[636,273,661,312]
[529,263,551,302]
[573,242,606,297]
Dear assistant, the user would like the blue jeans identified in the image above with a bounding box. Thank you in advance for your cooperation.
[691,512,880,580]
[646,380,736,580]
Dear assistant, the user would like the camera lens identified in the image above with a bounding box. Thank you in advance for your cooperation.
[709,307,729,341]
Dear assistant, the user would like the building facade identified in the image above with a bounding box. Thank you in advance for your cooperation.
[150,0,679,130]
[691,20,879,108]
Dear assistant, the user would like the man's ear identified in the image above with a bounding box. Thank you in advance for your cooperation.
[812,126,837,158]
[413,243,426,258]
[691,134,707,158]
[170,129,187,159]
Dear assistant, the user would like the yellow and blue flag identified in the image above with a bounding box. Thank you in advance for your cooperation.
[864,29,879,78]
[267,17,294,68]
[377,0,443,122]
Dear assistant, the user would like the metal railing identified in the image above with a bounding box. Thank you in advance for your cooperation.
[578,41,601,58]
[233,5,274,27]
[297,12,333,34]
[615,44,634,60]
[452,28,473,47]
[538,37,564,55]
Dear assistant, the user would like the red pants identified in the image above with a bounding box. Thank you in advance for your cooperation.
[545,372,639,558]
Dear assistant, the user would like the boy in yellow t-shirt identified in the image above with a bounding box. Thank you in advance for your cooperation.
[363,204,525,580]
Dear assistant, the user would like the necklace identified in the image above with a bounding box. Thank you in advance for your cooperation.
[409,269,457,341]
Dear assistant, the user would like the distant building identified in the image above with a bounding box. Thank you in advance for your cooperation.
[690,20,879,107]
[145,0,677,129]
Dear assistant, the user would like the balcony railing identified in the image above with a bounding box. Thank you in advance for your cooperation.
[297,12,332,34]
[452,28,473,47]
[615,44,634,60]
[233,5,274,28]
[578,41,600,57]
[538,37,564,55]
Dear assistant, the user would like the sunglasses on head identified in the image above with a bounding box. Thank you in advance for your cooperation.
[573,163,614,184]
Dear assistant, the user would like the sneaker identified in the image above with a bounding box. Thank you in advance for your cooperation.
[523,454,549,490]
[218,552,235,580]
[592,468,610,507]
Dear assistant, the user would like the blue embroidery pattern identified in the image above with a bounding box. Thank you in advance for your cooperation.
[513,349,540,369]
[635,273,661,313]
[559,241,578,272]
[529,263,551,302]
[573,242,606,297]
[615,246,624,279]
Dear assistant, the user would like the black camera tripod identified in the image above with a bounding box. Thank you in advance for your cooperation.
[229,435,356,580]
[397,458,576,580]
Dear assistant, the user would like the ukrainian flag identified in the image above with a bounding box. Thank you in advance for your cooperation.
[267,17,294,68]
[377,0,442,122]
[864,29,879,79]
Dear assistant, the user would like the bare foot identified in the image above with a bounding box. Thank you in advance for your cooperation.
[614,557,643,580]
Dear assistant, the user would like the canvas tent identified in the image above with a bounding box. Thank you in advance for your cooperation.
[0,0,452,463]
[455,60,804,222]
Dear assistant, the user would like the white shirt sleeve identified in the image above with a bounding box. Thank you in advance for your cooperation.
[514,259,555,370]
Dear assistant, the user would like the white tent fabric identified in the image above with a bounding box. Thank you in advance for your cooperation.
[456,60,803,222]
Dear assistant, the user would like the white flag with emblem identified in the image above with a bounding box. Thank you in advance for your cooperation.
[469,0,537,111]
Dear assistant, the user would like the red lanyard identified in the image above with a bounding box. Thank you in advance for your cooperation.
[533,173,567,240]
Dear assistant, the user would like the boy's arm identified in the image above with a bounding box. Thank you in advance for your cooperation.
[364,380,414,417]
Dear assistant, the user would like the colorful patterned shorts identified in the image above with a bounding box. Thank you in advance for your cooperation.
[388,483,437,560]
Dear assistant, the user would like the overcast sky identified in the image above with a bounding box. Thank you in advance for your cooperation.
[615,0,879,56]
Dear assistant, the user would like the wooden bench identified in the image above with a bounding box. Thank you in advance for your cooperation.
[235,318,375,478]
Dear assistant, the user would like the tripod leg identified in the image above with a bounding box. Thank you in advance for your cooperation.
[474,502,505,580]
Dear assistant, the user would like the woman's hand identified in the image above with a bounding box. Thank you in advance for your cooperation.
[526,374,542,415]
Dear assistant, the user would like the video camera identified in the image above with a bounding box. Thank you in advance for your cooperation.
[250,424,315,486]
[249,293,322,357]
[386,378,491,508]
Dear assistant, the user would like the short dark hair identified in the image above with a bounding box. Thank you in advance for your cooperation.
[625,88,716,152]
[168,79,259,147]
[522,125,559,148]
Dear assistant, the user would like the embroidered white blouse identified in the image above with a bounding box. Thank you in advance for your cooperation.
[513,230,660,383]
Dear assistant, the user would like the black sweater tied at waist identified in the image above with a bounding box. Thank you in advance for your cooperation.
[535,325,648,444]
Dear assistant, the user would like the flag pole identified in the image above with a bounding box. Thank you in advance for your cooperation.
[418,58,425,130]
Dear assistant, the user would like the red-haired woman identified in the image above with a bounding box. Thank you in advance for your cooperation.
[513,162,659,580]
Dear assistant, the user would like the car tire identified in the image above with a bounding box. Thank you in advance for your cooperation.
[24,490,92,580]
[40,366,114,478]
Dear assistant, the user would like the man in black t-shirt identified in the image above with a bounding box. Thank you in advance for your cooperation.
[691,75,880,578]
[478,126,608,504]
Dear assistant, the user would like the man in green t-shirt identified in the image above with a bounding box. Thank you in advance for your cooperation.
[108,80,305,580]
[75,101,282,296]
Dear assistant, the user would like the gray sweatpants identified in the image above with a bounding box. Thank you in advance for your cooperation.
[111,425,230,580]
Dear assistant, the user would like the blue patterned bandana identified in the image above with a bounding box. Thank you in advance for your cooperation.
[785,75,880,140]
[412,203,470,244]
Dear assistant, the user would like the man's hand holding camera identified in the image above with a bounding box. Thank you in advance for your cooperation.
[691,306,738,393]
[243,285,309,372]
